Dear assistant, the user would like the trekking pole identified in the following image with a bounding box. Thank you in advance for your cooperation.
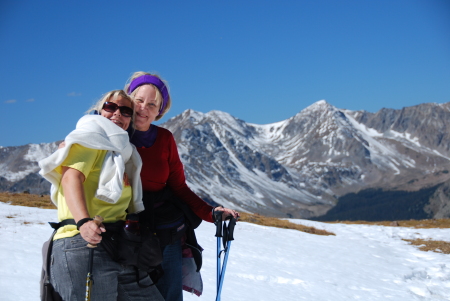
[85,215,104,301]
[215,215,237,301]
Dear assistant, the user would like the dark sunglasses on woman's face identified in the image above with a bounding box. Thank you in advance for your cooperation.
[102,102,133,118]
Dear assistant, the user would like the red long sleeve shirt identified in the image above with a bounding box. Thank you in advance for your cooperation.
[135,126,213,223]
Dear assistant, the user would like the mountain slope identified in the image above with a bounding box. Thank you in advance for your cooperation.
[1,101,450,219]
[0,142,59,194]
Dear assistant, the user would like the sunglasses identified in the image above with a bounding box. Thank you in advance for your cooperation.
[102,102,133,118]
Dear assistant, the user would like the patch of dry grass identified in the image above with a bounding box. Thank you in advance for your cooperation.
[0,192,56,209]
[403,239,450,254]
[329,219,450,229]
[239,212,335,236]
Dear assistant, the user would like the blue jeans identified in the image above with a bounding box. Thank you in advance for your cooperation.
[50,234,164,301]
[156,239,183,301]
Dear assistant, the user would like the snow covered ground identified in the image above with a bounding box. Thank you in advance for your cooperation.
[0,202,449,301]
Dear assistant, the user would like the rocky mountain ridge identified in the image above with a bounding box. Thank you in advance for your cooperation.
[2,100,450,219]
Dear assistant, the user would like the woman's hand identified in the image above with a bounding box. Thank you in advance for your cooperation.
[79,220,105,245]
[214,206,240,221]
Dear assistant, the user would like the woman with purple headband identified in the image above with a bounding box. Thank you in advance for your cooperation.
[124,71,240,301]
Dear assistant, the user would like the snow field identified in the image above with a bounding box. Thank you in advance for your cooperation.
[0,202,449,301]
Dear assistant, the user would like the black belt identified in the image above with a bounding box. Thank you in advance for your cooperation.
[48,219,76,230]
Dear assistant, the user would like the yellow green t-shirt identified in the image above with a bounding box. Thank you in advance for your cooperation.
[54,144,132,240]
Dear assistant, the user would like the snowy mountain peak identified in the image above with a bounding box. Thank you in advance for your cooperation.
[178,109,205,122]
[205,110,234,119]
[301,99,335,113]
[314,99,329,106]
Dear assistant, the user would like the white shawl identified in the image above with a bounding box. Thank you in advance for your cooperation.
[38,115,144,214]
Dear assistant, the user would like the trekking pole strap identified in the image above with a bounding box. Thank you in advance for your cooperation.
[226,217,236,241]
[214,210,223,237]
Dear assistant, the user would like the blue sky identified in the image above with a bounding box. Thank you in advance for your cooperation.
[1,0,449,147]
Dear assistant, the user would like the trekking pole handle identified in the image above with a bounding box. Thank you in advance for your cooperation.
[227,217,237,241]
[86,215,104,248]
[214,210,223,237]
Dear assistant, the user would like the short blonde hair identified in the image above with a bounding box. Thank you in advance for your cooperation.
[86,89,135,122]
[124,71,172,121]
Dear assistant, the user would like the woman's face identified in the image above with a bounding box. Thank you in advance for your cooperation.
[100,96,133,130]
[133,85,161,131]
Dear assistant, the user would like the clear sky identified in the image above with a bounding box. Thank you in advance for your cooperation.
[1,0,449,147]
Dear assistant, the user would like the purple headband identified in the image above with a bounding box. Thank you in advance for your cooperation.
[127,74,169,116]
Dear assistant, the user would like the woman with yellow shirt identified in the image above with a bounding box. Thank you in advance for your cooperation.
[39,90,163,301]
